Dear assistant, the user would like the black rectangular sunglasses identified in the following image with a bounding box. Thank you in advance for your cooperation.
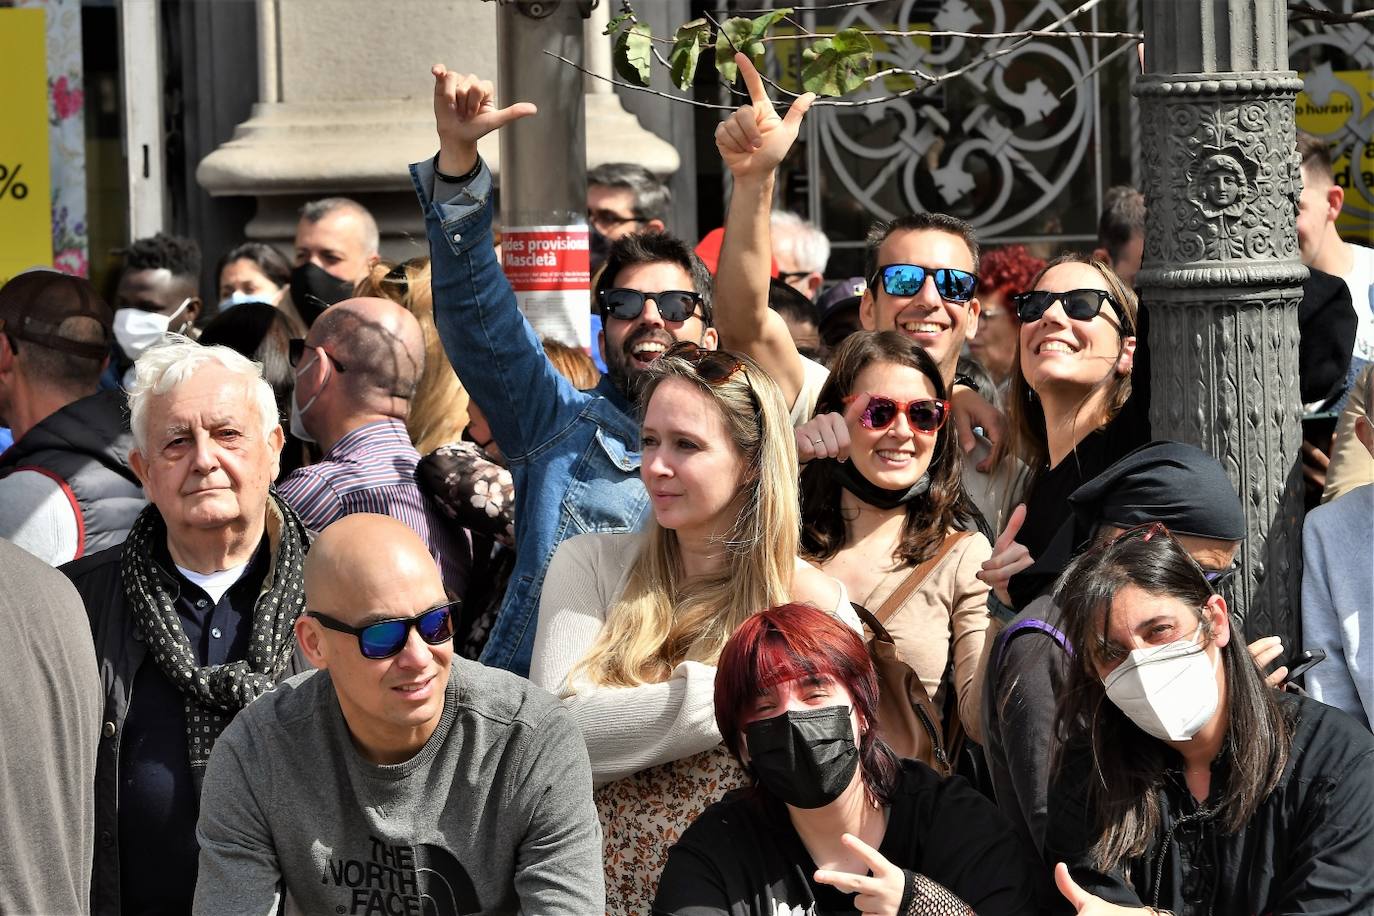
[1010,289,1134,334]
[307,601,459,659]
[598,288,706,323]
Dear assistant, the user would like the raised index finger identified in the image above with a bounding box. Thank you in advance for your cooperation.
[994,503,1027,552]
[735,52,775,114]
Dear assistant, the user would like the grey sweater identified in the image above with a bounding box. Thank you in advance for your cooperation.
[192,661,604,915]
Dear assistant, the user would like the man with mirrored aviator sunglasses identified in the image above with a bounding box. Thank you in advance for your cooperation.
[193,513,603,915]
[414,66,718,677]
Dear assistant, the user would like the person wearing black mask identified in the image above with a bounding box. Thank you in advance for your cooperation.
[654,602,1039,915]
[290,197,380,325]
[586,163,670,276]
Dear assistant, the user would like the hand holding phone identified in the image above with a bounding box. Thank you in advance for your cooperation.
[1284,649,1327,684]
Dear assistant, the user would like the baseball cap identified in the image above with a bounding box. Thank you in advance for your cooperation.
[0,269,114,359]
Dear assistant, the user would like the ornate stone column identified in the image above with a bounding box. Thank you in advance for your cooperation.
[1136,0,1307,645]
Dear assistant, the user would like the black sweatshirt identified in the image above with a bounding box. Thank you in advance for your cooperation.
[1045,694,1374,915]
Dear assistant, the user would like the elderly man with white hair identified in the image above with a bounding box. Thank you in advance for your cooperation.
[62,335,310,916]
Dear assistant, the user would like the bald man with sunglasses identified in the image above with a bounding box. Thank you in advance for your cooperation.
[193,513,602,916]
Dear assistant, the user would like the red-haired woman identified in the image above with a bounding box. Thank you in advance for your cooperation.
[968,245,1046,405]
[653,603,1039,916]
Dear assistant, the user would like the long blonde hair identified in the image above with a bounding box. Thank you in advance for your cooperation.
[575,349,800,687]
[359,258,469,453]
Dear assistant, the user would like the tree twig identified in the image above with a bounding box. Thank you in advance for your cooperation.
[1058,36,1141,100]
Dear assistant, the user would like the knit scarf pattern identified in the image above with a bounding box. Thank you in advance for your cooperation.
[121,492,309,783]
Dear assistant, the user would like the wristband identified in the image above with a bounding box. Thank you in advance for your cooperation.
[434,152,481,184]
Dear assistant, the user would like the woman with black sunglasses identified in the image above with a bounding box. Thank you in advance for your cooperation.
[981,254,1148,614]
[1044,527,1374,915]
[797,330,993,764]
[529,343,859,915]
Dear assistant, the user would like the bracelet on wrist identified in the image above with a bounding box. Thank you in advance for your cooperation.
[434,152,481,184]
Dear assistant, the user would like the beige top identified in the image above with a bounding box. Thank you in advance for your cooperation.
[853,531,995,745]
[530,531,860,788]
[1324,363,1374,503]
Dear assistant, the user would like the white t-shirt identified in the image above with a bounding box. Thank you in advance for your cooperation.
[1344,242,1374,364]
[175,560,250,604]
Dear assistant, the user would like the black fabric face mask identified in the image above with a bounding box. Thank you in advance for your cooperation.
[745,705,859,809]
[589,228,611,275]
[290,262,354,326]
[830,460,930,510]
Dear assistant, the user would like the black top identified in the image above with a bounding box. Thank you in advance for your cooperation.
[1008,403,1150,610]
[117,535,269,915]
[653,760,1041,916]
[1044,694,1374,916]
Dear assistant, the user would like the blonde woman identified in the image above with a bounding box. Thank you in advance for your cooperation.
[530,343,855,914]
[359,257,469,454]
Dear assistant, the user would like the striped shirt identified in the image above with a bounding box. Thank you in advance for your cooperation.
[276,419,469,595]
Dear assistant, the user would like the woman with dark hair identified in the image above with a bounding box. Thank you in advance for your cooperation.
[654,602,1039,915]
[198,302,311,476]
[981,254,1148,613]
[798,330,993,748]
[1045,527,1374,915]
[214,242,292,312]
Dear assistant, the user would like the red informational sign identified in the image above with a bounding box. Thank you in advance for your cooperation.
[502,225,591,347]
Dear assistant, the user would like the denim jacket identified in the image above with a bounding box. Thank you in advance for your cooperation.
[412,155,649,676]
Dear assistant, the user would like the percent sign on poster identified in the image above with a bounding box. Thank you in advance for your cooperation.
[0,8,54,283]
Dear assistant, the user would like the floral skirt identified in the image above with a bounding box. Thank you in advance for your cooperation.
[595,744,749,916]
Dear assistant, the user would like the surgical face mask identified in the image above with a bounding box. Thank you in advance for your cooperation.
[290,262,354,326]
[745,705,860,809]
[289,352,328,444]
[113,297,191,361]
[218,290,272,312]
[1103,626,1219,742]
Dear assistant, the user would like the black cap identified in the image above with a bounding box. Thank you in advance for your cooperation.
[0,270,113,359]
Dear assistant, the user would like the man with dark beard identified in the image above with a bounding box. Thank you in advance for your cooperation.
[414,66,716,676]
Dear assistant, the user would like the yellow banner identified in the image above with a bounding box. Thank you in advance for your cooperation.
[0,8,53,284]
[1297,67,1374,245]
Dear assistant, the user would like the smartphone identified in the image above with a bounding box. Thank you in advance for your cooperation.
[1285,649,1327,684]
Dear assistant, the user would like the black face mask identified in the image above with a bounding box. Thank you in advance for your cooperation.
[589,228,611,275]
[745,705,860,809]
[830,460,930,510]
[290,262,354,326]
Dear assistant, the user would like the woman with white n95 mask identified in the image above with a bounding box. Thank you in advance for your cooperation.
[1044,526,1374,916]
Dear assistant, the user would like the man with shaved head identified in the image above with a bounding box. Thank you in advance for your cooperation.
[277,296,469,596]
[193,514,603,915]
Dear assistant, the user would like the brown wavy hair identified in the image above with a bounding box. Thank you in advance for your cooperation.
[800,331,976,567]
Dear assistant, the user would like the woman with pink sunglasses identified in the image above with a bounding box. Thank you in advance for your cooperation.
[798,330,993,758]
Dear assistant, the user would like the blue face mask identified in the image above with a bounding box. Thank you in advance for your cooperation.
[218,290,273,312]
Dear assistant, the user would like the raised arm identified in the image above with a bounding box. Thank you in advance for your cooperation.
[417,67,590,464]
[713,53,815,410]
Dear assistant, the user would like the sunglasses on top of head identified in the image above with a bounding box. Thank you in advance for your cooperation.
[872,264,979,303]
[1010,289,1134,334]
[307,601,458,659]
[599,288,707,323]
[842,394,952,433]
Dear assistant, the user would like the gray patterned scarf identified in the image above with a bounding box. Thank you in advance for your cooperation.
[121,493,309,788]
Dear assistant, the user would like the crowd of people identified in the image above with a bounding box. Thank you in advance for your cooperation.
[2,54,1373,916]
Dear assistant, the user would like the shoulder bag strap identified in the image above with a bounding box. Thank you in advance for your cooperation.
[872,530,972,626]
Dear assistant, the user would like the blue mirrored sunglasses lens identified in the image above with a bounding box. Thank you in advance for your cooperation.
[935,270,977,301]
[359,620,409,658]
[882,265,927,296]
[417,606,455,644]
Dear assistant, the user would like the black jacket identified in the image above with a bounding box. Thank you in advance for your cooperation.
[1045,694,1374,915]
[0,389,145,556]
[62,505,308,916]
[1299,267,1357,409]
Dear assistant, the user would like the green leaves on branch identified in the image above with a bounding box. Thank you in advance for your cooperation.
[605,6,874,96]
[801,28,874,96]
[670,20,709,90]
[613,21,653,87]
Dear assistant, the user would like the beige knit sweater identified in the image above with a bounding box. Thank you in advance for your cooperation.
[529,531,858,788]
